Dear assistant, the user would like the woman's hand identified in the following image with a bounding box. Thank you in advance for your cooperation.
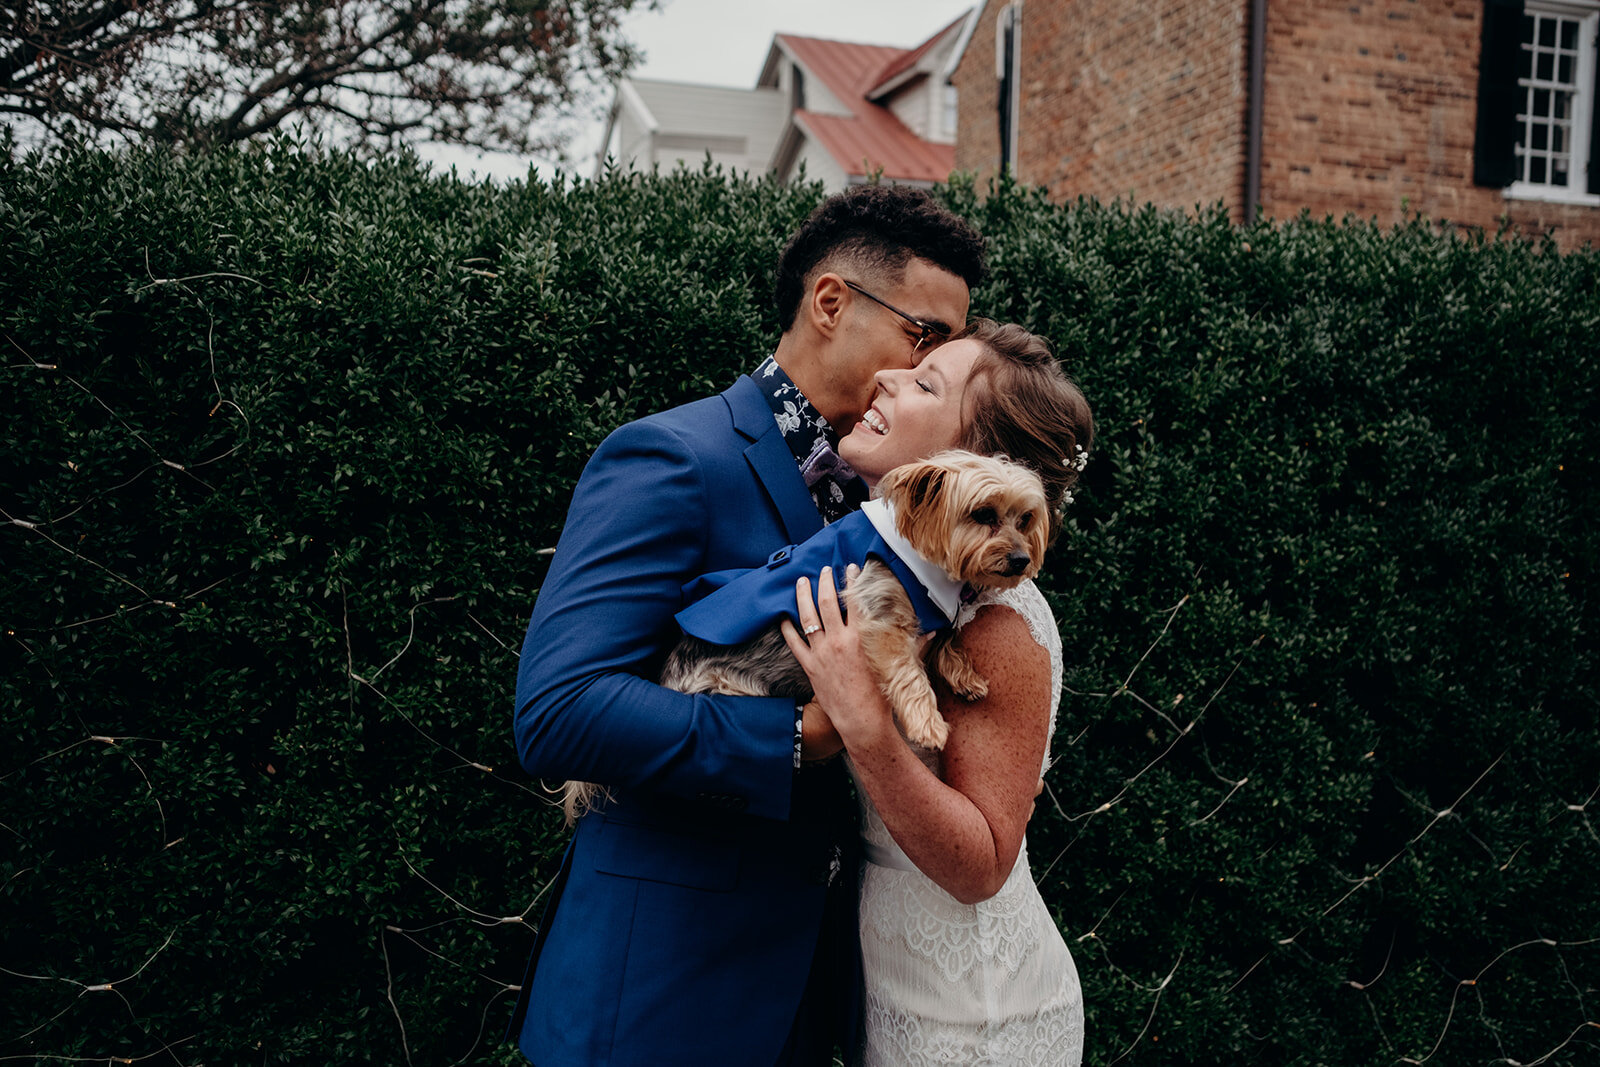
[780,565,897,748]
[782,564,1052,904]
[797,581,1053,903]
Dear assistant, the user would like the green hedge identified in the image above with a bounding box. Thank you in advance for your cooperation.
[2,144,1595,1065]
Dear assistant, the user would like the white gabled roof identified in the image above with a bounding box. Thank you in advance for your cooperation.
[625,78,787,138]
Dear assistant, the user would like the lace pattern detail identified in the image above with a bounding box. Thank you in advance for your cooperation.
[854,581,1083,1066]
[862,994,1084,1067]
[862,846,1040,983]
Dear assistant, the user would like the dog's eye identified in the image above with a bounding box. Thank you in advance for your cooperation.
[971,507,998,526]
[1018,512,1033,532]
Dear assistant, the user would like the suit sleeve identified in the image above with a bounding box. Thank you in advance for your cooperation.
[512,417,799,821]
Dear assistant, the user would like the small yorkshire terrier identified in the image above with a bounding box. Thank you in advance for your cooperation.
[562,450,1050,822]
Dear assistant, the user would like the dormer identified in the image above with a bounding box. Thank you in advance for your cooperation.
[865,11,978,145]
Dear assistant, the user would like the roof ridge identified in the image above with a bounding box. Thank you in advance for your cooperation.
[773,31,905,50]
[868,10,972,91]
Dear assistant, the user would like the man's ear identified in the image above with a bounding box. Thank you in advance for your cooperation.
[807,273,850,338]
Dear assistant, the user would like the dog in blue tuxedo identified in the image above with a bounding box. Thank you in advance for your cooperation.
[562,450,1049,822]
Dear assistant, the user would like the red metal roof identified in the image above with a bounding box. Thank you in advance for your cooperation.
[775,32,955,184]
[793,110,955,183]
[778,35,905,99]
[868,12,970,97]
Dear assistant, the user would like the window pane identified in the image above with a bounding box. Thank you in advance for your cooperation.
[1514,5,1593,191]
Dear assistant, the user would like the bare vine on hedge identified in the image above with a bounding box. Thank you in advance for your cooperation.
[3,150,1597,1065]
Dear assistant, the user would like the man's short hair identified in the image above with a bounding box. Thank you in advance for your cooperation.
[774,185,987,332]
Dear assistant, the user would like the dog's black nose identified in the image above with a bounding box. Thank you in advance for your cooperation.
[1004,552,1031,576]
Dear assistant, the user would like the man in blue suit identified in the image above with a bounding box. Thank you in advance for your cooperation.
[509,185,986,1066]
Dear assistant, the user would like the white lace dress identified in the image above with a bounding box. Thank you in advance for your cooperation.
[852,581,1084,1066]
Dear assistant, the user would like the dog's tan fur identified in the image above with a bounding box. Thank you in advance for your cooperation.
[561,450,1050,823]
[843,450,1049,750]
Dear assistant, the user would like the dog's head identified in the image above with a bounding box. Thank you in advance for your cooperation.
[875,450,1050,589]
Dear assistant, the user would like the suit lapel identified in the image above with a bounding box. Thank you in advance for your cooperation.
[726,375,824,545]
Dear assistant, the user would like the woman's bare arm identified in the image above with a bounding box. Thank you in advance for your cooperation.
[783,569,1051,904]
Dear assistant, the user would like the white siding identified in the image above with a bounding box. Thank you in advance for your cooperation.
[885,76,933,139]
[799,72,853,118]
[791,139,849,192]
[871,14,972,146]
[607,78,788,177]
[611,108,655,171]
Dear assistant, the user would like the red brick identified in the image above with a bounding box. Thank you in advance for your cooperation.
[952,0,1600,249]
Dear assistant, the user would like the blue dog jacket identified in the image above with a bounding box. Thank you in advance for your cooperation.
[676,499,964,646]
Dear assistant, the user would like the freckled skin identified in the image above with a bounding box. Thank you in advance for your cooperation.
[934,605,1053,890]
[790,574,1053,905]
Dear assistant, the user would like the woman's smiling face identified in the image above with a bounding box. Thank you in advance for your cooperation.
[838,338,983,488]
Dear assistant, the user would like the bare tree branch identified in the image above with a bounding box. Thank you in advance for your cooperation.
[2,0,651,153]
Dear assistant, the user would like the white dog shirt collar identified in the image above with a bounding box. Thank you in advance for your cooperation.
[860,498,965,623]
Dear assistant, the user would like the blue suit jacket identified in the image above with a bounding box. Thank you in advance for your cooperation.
[509,375,860,1066]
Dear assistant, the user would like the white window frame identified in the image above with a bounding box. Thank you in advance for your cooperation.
[1507,0,1600,205]
[941,80,959,140]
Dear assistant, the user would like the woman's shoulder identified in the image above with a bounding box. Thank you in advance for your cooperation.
[957,581,1060,654]
[954,581,1064,768]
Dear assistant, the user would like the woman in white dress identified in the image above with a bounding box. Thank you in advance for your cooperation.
[784,319,1094,1066]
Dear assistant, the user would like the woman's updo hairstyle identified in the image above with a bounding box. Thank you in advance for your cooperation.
[956,318,1094,543]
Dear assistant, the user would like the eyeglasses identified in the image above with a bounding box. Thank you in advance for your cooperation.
[843,280,952,353]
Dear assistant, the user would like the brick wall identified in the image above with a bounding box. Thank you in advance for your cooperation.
[953,0,1005,185]
[955,0,1250,218]
[1261,0,1600,248]
[952,0,1600,248]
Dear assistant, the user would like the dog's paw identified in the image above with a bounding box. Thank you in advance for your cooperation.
[908,713,951,750]
[951,676,989,702]
[900,696,951,750]
[937,644,989,702]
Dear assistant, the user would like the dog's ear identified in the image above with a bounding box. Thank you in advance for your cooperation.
[879,460,948,515]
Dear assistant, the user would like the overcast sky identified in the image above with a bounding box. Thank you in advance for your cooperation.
[417,0,979,182]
